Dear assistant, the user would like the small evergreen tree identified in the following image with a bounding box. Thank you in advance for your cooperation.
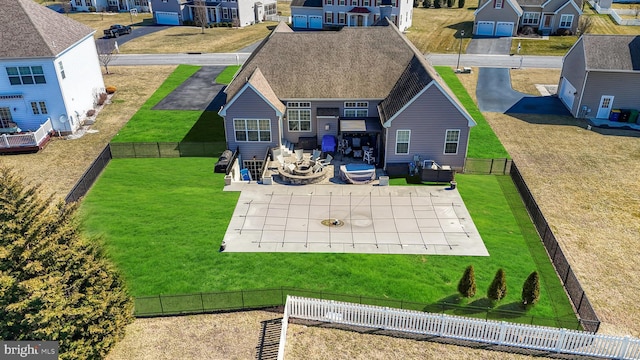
[521,271,540,307]
[487,268,507,303]
[413,0,420,7]
[0,168,134,359]
[458,0,465,8]
[433,0,442,8]
[423,0,432,7]
[447,0,455,7]
[457,265,477,298]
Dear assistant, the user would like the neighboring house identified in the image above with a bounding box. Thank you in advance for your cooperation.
[72,0,151,12]
[473,0,581,36]
[218,21,476,175]
[150,0,277,27]
[0,0,105,135]
[290,0,413,31]
[558,34,640,121]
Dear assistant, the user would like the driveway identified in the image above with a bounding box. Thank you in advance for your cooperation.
[153,66,227,111]
[96,25,172,51]
[469,37,570,115]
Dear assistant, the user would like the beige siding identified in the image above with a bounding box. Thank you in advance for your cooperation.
[384,86,470,171]
[559,38,586,116]
[582,72,640,115]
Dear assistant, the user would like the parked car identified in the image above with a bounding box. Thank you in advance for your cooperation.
[103,24,132,38]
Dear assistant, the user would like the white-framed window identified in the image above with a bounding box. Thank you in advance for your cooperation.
[58,61,66,79]
[344,102,368,117]
[265,3,277,15]
[231,8,238,18]
[30,101,48,115]
[75,0,81,5]
[339,0,345,5]
[559,14,573,28]
[351,0,357,5]
[444,129,460,154]
[325,0,333,4]
[0,107,13,128]
[234,119,271,142]
[376,0,382,5]
[521,12,540,25]
[494,0,502,8]
[325,11,333,23]
[287,102,312,132]
[395,130,410,154]
[6,66,46,85]
[338,12,346,24]
[363,0,370,5]
[222,7,229,18]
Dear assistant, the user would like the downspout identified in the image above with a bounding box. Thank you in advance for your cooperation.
[577,70,589,117]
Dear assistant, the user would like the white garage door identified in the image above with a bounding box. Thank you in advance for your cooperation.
[293,15,307,28]
[476,21,494,36]
[559,78,576,110]
[495,22,514,36]
[309,15,323,29]
[155,11,180,25]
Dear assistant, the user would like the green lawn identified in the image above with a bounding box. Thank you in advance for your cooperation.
[436,66,509,159]
[215,65,240,85]
[80,158,575,326]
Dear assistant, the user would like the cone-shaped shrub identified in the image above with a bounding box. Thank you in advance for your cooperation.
[457,265,477,298]
[487,268,507,303]
[522,271,540,307]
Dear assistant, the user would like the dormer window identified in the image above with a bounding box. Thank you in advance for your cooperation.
[494,0,503,8]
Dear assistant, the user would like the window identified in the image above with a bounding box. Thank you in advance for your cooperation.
[30,101,48,115]
[344,102,368,117]
[325,11,333,23]
[444,129,460,154]
[287,102,311,132]
[494,0,502,8]
[234,119,271,142]
[395,130,410,154]
[376,0,382,5]
[559,14,573,28]
[363,0,370,5]
[222,7,229,18]
[373,14,379,23]
[351,0,357,5]
[339,12,346,24]
[521,12,540,25]
[6,66,46,85]
[75,0,81,5]
[85,0,91,5]
[265,3,277,15]
[0,108,13,128]
[339,0,345,5]
[325,0,333,4]
[58,61,66,79]
[231,8,237,18]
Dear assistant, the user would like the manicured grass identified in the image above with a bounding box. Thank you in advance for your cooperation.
[215,65,240,85]
[435,66,509,159]
[81,159,576,325]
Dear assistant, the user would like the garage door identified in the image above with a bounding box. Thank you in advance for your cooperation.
[559,78,576,110]
[476,21,494,36]
[155,11,179,25]
[292,15,307,28]
[309,15,322,29]
[495,22,514,36]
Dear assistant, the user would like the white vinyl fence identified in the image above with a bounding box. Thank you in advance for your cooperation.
[0,118,53,150]
[278,296,640,360]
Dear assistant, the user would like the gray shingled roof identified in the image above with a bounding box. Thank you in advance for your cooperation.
[290,0,323,7]
[0,0,95,58]
[582,35,640,71]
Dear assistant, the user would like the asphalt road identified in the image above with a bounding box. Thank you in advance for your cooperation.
[111,53,563,68]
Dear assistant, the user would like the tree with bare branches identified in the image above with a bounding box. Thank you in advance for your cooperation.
[577,16,593,36]
[192,0,208,34]
[96,41,117,75]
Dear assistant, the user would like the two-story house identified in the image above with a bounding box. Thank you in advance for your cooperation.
[72,0,151,13]
[290,0,413,31]
[151,0,277,27]
[473,0,581,36]
[1,0,105,135]
[218,21,476,176]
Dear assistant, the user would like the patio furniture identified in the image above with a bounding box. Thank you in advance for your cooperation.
[322,135,337,153]
[317,154,333,168]
[295,149,304,164]
[363,148,375,165]
[340,164,376,184]
[312,149,322,162]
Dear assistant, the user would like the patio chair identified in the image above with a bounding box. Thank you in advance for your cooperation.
[276,154,287,167]
[312,163,323,173]
[363,148,375,165]
[295,149,304,164]
[317,154,333,168]
[312,149,322,163]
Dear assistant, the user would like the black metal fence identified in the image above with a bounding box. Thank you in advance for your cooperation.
[110,142,227,158]
[509,162,601,333]
[65,144,112,203]
[134,287,582,329]
[464,158,513,175]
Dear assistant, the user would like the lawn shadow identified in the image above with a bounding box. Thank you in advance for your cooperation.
[132,18,155,26]
[496,301,526,314]
[180,110,226,143]
[505,96,571,116]
[446,21,474,38]
[467,297,493,310]
[438,293,464,305]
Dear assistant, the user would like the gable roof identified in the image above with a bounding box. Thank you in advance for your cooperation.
[0,0,95,59]
[474,0,523,17]
[225,21,474,125]
[581,35,640,72]
[246,67,286,114]
[547,0,581,14]
[290,0,323,7]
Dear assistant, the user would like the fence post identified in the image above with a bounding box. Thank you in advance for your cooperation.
[200,293,204,312]
[617,336,631,359]
[554,328,567,352]
[502,159,508,175]
[241,289,245,309]
[498,322,507,345]
[489,158,495,174]
[159,294,164,314]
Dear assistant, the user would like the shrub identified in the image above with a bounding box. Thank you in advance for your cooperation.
[433,0,442,8]
[106,86,117,94]
[423,0,432,7]
[458,0,465,8]
[88,5,96,11]
[556,28,572,36]
[97,92,108,106]
[522,271,540,307]
[520,26,535,35]
[447,0,455,7]
[457,265,477,298]
[414,0,420,7]
[86,109,96,117]
[487,268,507,304]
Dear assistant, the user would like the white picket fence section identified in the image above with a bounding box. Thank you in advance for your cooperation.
[278,296,640,360]
[0,118,53,150]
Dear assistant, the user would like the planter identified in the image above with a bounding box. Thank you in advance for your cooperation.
[224,175,232,186]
